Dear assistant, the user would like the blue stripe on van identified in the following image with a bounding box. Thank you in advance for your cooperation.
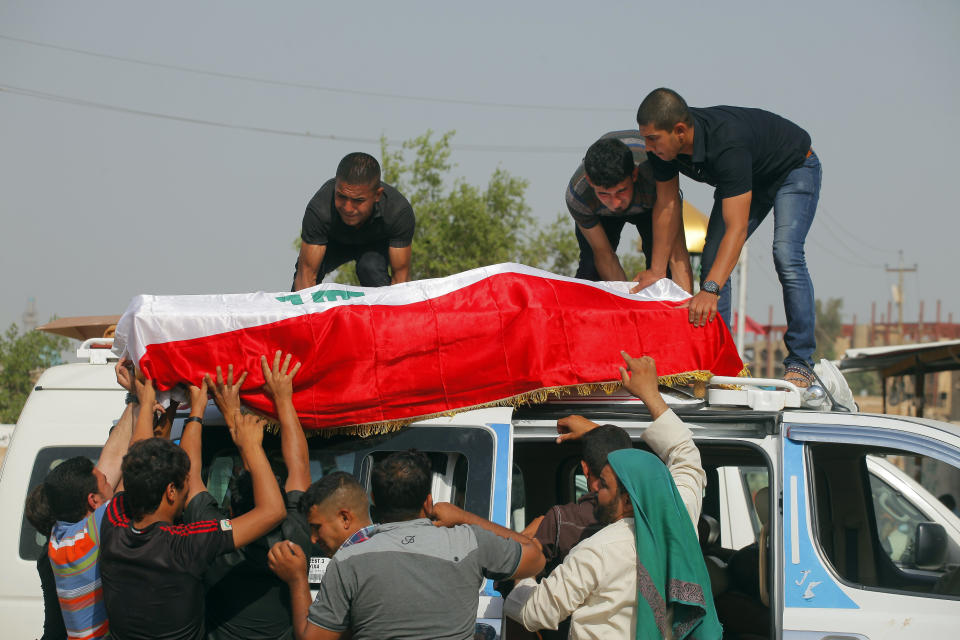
[782,438,858,609]
[484,421,512,597]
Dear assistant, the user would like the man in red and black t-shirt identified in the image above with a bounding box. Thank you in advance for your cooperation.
[99,366,286,640]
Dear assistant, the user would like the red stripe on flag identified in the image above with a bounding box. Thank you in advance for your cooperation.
[137,272,742,429]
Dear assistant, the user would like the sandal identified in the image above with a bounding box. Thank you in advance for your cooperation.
[784,365,815,389]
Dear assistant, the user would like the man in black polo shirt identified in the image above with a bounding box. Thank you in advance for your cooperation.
[98,366,286,640]
[634,88,821,386]
[566,131,692,289]
[293,152,415,290]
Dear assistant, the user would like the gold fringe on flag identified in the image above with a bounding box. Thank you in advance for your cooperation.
[258,366,752,438]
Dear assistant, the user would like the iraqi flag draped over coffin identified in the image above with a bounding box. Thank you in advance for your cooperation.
[113,263,743,432]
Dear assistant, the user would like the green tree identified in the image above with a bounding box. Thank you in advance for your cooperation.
[329,131,593,283]
[814,297,844,361]
[0,324,70,423]
[845,370,881,396]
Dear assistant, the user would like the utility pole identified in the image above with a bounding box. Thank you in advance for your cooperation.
[22,297,38,332]
[885,250,917,343]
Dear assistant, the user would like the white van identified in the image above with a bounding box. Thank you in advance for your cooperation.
[3,339,960,639]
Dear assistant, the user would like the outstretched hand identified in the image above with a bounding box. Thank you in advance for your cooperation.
[206,365,248,426]
[134,376,156,406]
[228,412,265,452]
[261,351,301,402]
[619,352,658,400]
[430,502,470,528]
[188,379,209,416]
[619,351,669,419]
[267,540,308,584]
[115,357,135,393]
[556,414,599,444]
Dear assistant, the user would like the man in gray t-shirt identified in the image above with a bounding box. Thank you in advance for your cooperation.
[269,450,545,640]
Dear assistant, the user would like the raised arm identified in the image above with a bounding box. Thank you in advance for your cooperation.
[260,351,310,493]
[130,376,158,446]
[226,413,286,548]
[620,351,705,526]
[206,365,248,429]
[181,379,209,503]
[95,359,137,490]
[555,414,601,444]
[153,402,179,440]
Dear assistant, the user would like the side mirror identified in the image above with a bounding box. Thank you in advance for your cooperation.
[914,522,948,570]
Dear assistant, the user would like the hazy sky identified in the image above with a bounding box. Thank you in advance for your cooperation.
[2,0,958,337]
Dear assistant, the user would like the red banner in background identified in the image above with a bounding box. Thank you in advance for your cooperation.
[115,264,743,431]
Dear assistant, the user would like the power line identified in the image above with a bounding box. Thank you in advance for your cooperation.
[0,83,584,154]
[811,217,886,267]
[816,207,896,254]
[0,33,628,113]
[807,233,883,269]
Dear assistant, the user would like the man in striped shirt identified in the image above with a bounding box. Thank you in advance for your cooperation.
[566,130,692,291]
[44,360,138,640]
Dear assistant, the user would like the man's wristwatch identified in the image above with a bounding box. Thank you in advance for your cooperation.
[702,280,721,296]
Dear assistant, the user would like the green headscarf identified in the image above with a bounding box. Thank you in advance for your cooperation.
[608,449,722,640]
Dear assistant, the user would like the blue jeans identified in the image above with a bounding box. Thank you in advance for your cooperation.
[700,151,821,369]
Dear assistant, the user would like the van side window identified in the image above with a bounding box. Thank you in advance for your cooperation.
[363,451,468,508]
[809,443,960,599]
[205,448,362,511]
[20,446,101,561]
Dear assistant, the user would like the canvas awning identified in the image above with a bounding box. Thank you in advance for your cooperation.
[839,339,960,416]
[36,315,122,341]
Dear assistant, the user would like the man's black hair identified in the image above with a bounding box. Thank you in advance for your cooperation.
[636,88,694,131]
[370,450,431,523]
[336,152,381,187]
[43,456,98,523]
[939,493,957,511]
[581,425,632,477]
[299,471,366,513]
[25,484,57,536]
[583,138,635,188]
[121,438,189,521]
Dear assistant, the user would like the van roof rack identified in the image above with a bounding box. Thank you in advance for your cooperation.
[544,376,809,413]
[706,376,803,411]
[36,316,121,365]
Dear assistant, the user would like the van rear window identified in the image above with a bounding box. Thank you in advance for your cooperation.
[20,446,102,561]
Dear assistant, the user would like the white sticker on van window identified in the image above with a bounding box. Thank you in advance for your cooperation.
[309,556,330,583]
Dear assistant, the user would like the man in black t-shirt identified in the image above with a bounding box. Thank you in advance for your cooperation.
[293,152,415,290]
[634,88,821,386]
[181,352,312,640]
[99,366,286,640]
